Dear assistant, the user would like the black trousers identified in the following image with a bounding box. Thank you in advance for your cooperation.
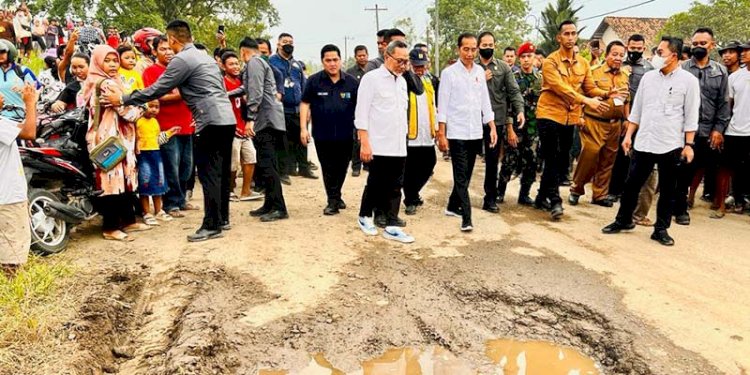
[403,146,437,205]
[194,125,234,230]
[281,113,310,175]
[254,128,288,212]
[615,148,682,231]
[609,134,631,197]
[359,155,406,225]
[98,193,136,231]
[724,135,750,200]
[482,125,502,204]
[447,139,482,222]
[537,119,575,205]
[351,131,362,172]
[674,136,718,215]
[316,139,353,203]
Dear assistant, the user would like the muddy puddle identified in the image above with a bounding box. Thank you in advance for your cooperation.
[259,339,600,375]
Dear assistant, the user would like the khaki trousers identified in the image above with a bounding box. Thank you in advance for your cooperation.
[0,201,30,265]
[571,116,621,201]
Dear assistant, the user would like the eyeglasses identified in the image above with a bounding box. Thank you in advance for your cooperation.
[387,53,409,66]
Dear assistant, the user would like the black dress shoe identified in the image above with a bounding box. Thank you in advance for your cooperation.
[700,193,712,202]
[289,170,299,177]
[187,228,223,242]
[606,194,621,203]
[404,205,418,215]
[496,195,505,204]
[221,221,232,231]
[323,204,339,216]
[280,175,292,185]
[387,217,407,227]
[651,230,675,246]
[601,221,636,234]
[309,162,319,171]
[250,207,271,217]
[592,198,614,207]
[674,213,691,225]
[375,215,387,228]
[568,194,580,206]
[518,195,534,206]
[260,210,289,222]
[560,179,572,187]
[337,200,347,209]
[534,197,551,211]
[415,197,425,206]
[550,203,564,220]
[299,170,319,179]
[351,169,361,177]
[482,203,500,213]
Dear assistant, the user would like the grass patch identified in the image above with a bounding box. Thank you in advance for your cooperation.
[0,255,75,367]
[24,52,46,76]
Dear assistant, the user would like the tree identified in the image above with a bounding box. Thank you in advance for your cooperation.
[661,0,750,44]
[538,0,584,55]
[393,17,418,44]
[427,0,530,70]
[30,0,279,50]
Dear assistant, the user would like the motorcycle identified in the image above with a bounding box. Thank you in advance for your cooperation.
[13,105,100,255]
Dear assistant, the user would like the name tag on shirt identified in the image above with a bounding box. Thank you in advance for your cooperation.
[340,92,351,99]
[317,92,329,96]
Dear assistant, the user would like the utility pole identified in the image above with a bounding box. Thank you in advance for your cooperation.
[365,4,388,33]
[434,0,440,75]
[344,36,354,63]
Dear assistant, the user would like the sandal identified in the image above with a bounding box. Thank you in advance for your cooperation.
[634,217,654,226]
[168,209,185,218]
[182,202,201,211]
[143,214,160,226]
[123,223,152,233]
[103,230,134,242]
[156,210,174,222]
[709,211,725,219]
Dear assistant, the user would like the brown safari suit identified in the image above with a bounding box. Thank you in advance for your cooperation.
[571,63,629,201]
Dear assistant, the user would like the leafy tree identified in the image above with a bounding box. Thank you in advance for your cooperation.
[661,0,750,44]
[393,17,418,44]
[427,0,530,71]
[538,0,584,55]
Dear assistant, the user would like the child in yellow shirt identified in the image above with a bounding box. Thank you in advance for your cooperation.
[118,45,144,94]
[136,101,179,225]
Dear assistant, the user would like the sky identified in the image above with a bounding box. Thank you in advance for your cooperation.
[267,0,698,63]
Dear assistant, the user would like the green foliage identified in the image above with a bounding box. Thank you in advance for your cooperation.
[393,17,418,45]
[538,0,584,55]
[427,0,530,71]
[661,0,750,44]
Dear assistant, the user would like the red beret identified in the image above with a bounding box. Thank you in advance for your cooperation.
[517,42,536,56]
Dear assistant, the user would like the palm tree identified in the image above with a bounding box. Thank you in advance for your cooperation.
[538,0,585,55]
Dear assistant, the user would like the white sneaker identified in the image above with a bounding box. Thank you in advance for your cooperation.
[444,209,462,218]
[383,226,415,243]
[143,214,160,226]
[239,191,264,201]
[156,210,174,222]
[358,216,378,236]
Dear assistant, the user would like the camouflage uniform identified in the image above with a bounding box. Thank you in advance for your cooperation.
[498,68,542,202]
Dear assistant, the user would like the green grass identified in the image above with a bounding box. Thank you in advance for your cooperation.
[24,52,46,76]
[0,255,74,364]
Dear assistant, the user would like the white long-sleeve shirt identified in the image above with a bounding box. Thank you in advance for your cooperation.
[354,65,408,157]
[437,61,495,140]
[628,67,700,154]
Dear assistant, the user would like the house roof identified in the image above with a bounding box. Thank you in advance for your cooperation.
[591,16,668,44]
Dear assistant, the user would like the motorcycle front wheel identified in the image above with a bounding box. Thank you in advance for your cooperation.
[28,189,70,255]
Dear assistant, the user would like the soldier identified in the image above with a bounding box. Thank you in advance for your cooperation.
[569,41,630,207]
[498,41,542,205]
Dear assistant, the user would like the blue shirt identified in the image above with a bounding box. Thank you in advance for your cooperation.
[269,54,306,113]
[1,64,37,119]
[302,70,359,141]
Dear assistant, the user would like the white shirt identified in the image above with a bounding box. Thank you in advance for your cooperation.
[0,118,27,205]
[408,89,436,147]
[437,61,495,140]
[628,67,700,154]
[354,65,408,157]
[727,68,750,136]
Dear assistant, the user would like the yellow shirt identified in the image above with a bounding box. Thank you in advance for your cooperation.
[536,50,609,125]
[136,117,160,151]
[119,68,144,95]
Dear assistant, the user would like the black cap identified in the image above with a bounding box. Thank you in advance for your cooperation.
[740,41,750,50]
[719,40,743,53]
[409,48,429,66]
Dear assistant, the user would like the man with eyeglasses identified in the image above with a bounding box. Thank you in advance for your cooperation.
[674,27,730,222]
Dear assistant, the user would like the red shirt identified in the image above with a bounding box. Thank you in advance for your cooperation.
[223,75,245,136]
[142,63,195,135]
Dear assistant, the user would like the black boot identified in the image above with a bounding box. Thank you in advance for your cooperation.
[518,184,534,205]
[496,180,508,204]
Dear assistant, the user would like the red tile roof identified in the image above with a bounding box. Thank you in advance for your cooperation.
[592,16,668,44]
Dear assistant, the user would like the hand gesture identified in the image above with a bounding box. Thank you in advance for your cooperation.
[21,83,37,104]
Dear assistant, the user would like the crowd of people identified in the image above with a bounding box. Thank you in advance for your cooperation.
[1,7,749,274]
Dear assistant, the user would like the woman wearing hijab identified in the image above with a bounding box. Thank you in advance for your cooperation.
[84,45,150,241]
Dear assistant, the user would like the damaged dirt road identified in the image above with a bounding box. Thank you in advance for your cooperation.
[6,149,749,375]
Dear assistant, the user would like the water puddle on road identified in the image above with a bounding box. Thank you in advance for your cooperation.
[259,339,600,374]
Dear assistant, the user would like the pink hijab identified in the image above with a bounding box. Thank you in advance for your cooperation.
[81,45,124,104]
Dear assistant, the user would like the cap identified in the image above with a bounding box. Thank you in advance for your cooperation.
[409,48,429,66]
[740,40,750,50]
[517,41,536,57]
[719,40,743,53]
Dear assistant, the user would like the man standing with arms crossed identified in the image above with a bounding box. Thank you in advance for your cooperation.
[535,20,625,220]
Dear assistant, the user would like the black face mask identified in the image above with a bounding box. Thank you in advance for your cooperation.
[479,48,494,59]
[282,44,294,56]
[627,51,643,63]
[692,47,708,60]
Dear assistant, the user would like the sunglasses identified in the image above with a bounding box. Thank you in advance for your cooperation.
[387,53,409,66]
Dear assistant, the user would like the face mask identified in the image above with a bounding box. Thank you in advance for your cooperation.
[479,48,494,59]
[651,54,669,71]
[691,47,708,60]
[282,44,294,56]
[260,55,269,62]
[627,51,642,63]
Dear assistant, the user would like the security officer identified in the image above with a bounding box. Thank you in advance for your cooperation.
[569,41,630,207]
[498,41,542,205]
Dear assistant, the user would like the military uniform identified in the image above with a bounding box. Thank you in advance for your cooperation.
[570,63,629,202]
[498,68,542,203]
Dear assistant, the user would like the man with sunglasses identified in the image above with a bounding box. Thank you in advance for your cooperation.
[674,27,730,222]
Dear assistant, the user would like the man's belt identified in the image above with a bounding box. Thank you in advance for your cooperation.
[583,113,623,123]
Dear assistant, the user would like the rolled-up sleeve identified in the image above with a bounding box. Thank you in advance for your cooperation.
[684,77,701,133]
[354,74,374,131]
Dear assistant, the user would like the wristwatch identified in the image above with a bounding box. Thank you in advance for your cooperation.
[685,141,695,148]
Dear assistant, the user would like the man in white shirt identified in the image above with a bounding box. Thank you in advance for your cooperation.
[718,42,750,214]
[355,40,414,243]
[437,32,497,232]
[0,84,37,276]
[602,36,700,247]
